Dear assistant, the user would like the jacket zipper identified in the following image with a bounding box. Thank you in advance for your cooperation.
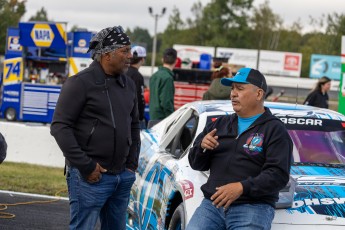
[86,119,99,146]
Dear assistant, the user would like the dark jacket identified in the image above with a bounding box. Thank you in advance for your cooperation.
[189,108,292,207]
[0,132,7,164]
[303,90,329,109]
[149,66,175,120]
[51,61,140,178]
[126,66,145,120]
[202,78,231,100]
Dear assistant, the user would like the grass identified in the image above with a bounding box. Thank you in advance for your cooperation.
[0,162,68,197]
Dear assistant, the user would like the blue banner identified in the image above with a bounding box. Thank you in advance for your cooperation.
[309,54,341,80]
[5,27,22,59]
[19,22,67,49]
[70,31,93,58]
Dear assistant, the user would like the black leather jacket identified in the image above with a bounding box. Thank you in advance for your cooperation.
[51,61,140,178]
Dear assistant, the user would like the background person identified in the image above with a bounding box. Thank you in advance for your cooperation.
[51,26,140,230]
[188,68,292,230]
[0,132,7,164]
[202,65,232,100]
[149,48,177,120]
[127,45,147,127]
[303,76,331,108]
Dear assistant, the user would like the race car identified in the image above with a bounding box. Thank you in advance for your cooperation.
[126,101,345,230]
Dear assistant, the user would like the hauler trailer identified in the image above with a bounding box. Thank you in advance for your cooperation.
[0,22,93,122]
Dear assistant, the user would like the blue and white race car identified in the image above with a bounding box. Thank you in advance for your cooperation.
[127,101,345,230]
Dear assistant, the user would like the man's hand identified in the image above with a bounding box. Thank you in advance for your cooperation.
[87,163,107,183]
[201,128,219,151]
[211,182,243,209]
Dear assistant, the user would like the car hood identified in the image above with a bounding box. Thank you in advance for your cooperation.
[275,163,345,225]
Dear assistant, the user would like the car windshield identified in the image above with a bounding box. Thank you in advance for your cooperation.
[281,117,345,164]
[289,129,345,164]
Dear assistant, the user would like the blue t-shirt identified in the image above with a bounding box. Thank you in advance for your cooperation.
[238,113,262,135]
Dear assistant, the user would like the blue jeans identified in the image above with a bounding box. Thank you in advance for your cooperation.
[66,166,135,230]
[187,198,274,230]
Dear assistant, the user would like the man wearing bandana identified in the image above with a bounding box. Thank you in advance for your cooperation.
[51,26,140,230]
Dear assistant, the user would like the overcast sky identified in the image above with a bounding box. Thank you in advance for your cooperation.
[22,0,344,35]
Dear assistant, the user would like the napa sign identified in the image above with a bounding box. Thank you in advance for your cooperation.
[30,24,55,47]
[19,22,66,49]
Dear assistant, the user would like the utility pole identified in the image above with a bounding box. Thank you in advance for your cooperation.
[148,7,166,75]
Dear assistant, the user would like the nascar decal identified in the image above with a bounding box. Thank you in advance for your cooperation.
[280,117,322,126]
[243,133,264,155]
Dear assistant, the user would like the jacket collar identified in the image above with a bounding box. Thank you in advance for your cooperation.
[90,61,126,88]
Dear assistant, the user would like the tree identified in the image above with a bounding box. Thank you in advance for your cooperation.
[161,7,187,51]
[0,0,26,54]
[197,0,254,47]
[325,13,345,55]
[127,27,152,51]
[28,7,48,21]
[249,0,283,50]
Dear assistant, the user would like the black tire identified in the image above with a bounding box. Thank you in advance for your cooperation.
[168,203,186,230]
[5,108,17,121]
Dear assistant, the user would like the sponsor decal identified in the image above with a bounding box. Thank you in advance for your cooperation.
[284,55,300,71]
[7,36,22,51]
[30,24,55,47]
[180,180,194,200]
[4,91,19,97]
[243,133,264,156]
[292,197,345,208]
[4,97,19,103]
[4,58,23,83]
[73,39,89,53]
[280,117,322,126]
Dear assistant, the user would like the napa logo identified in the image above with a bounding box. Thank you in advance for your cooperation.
[78,39,86,47]
[30,24,55,47]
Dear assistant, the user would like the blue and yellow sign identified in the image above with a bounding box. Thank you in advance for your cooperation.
[70,31,93,58]
[19,22,66,49]
[3,57,24,84]
[30,24,55,47]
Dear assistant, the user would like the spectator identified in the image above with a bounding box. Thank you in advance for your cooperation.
[50,26,140,230]
[188,67,292,230]
[303,76,331,108]
[127,45,147,127]
[149,48,177,120]
[202,66,232,100]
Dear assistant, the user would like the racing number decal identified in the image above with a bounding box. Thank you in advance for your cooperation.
[3,58,23,83]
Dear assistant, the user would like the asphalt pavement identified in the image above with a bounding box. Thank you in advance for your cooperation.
[0,190,101,230]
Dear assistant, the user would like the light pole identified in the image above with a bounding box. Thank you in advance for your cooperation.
[149,7,166,74]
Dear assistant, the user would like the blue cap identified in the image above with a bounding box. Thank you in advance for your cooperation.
[221,67,267,92]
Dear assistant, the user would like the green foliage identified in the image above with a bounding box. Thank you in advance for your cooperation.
[126,27,152,51]
[1,0,344,78]
[28,6,48,21]
[0,0,26,54]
